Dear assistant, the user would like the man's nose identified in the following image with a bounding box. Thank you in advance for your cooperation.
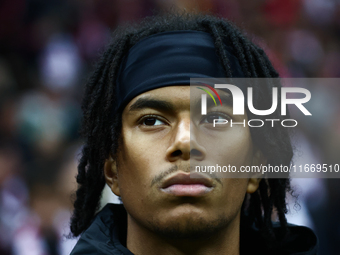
[165,119,206,162]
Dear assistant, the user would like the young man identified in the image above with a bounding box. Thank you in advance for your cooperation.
[70,13,318,255]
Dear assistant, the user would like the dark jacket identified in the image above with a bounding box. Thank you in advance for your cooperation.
[70,204,318,255]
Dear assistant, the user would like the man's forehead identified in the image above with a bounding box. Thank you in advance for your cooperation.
[126,86,233,112]
[126,86,190,113]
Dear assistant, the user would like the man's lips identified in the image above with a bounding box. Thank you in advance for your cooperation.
[160,172,214,196]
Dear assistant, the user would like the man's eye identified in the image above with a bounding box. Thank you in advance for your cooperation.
[141,117,165,126]
[200,113,229,124]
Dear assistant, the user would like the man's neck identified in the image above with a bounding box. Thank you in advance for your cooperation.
[126,215,240,255]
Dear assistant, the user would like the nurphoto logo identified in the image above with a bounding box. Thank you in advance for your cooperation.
[197,83,312,128]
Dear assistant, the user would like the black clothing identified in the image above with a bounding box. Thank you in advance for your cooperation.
[70,203,318,255]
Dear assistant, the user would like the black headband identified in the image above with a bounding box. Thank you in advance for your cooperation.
[115,30,245,113]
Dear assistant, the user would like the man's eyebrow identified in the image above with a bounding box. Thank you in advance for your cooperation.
[129,98,175,112]
[205,92,233,108]
[219,93,233,106]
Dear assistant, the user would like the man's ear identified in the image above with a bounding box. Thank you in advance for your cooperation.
[247,147,267,194]
[104,156,120,197]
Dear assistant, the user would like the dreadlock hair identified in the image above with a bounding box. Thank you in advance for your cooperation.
[70,12,294,248]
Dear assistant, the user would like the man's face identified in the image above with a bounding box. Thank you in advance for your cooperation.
[105,86,261,238]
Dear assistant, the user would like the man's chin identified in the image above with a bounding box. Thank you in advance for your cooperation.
[146,215,229,240]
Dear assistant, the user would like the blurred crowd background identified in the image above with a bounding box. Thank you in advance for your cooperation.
[0,0,339,254]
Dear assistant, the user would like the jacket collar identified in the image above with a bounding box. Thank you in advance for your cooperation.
[71,203,318,255]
